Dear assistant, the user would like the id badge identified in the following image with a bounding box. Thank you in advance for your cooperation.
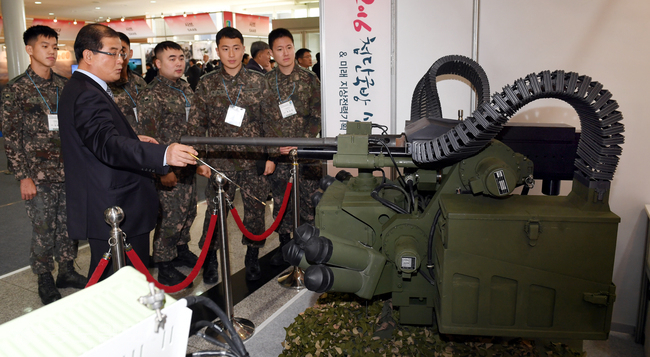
[279,100,297,118]
[225,105,246,127]
[47,114,59,131]
[132,107,138,123]
[185,106,190,122]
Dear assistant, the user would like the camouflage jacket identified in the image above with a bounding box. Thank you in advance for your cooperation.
[109,69,147,131]
[261,65,321,158]
[136,75,194,180]
[187,67,271,172]
[2,65,67,183]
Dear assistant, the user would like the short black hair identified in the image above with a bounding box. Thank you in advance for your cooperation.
[117,32,130,47]
[268,28,293,49]
[154,41,183,58]
[23,25,58,46]
[250,41,270,59]
[189,59,197,66]
[216,27,244,47]
[74,23,119,62]
[316,52,320,61]
[295,48,311,61]
[243,53,249,61]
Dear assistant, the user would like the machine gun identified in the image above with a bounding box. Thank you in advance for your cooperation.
[182,56,623,341]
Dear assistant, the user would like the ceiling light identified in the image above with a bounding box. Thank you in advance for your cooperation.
[35,1,41,4]
[121,17,125,22]
[53,17,57,22]
[95,7,100,9]
[151,1,156,3]
[49,12,54,15]
[73,19,77,25]
[107,17,111,22]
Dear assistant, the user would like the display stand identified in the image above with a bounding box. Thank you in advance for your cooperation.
[213,173,255,341]
[278,149,306,290]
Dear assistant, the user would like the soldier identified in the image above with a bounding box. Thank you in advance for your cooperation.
[109,32,147,131]
[2,25,86,305]
[188,27,273,282]
[136,41,198,288]
[262,28,323,265]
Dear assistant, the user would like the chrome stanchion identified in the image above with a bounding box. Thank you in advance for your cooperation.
[214,173,255,341]
[278,149,306,290]
[105,206,126,271]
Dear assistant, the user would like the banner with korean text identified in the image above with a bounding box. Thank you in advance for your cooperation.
[32,19,86,41]
[164,13,218,36]
[102,19,155,39]
[321,0,393,136]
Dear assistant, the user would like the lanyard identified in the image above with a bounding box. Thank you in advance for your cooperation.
[123,87,136,108]
[275,70,295,103]
[26,71,58,114]
[221,77,243,106]
[158,77,190,107]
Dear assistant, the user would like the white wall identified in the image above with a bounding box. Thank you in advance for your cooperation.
[396,0,650,331]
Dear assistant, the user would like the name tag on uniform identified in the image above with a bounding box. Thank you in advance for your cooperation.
[48,114,59,131]
[225,105,246,127]
[185,106,190,122]
[279,100,297,118]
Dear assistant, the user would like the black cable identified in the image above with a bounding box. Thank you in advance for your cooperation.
[426,208,442,283]
[372,123,389,135]
[195,332,240,357]
[193,320,236,352]
[370,169,409,214]
[418,267,436,286]
[370,138,406,187]
[183,296,249,357]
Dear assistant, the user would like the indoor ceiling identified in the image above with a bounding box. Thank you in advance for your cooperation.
[2,0,318,23]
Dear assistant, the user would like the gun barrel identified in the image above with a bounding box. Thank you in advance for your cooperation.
[181,136,338,147]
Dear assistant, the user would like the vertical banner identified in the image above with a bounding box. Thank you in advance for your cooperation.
[321,0,393,136]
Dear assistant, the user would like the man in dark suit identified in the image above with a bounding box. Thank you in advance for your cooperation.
[186,59,202,91]
[59,23,198,281]
[245,41,271,74]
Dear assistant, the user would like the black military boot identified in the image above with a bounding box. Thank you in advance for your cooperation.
[172,244,199,268]
[245,247,261,281]
[203,251,219,284]
[38,272,62,305]
[270,233,292,266]
[157,262,193,288]
[56,260,87,289]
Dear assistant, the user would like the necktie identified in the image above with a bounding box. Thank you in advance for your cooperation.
[106,86,114,100]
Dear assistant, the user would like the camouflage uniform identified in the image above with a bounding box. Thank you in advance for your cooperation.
[187,67,271,248]
[136,76,196,263]
[262,66,323,235]
[109,69,147,131]
[1,65,78,274]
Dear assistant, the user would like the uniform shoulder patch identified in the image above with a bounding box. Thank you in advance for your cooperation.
[3,91,14,101]
[6,73,27,86]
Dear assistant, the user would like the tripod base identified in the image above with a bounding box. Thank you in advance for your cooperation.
[278,266,305,290]
[208,317,255,343]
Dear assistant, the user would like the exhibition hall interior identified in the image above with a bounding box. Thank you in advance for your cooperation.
[0,1,649,356]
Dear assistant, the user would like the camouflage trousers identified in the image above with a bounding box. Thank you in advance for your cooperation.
[24,182,78,274]
[152,180,197,263]
[267,161,323,235]
[200,169,270,249]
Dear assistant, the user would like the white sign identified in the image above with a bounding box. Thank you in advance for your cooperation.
[321,0,393,136]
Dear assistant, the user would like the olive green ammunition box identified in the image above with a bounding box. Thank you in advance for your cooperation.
[433,189,619,340]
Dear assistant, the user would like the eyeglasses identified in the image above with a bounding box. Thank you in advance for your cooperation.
[92,49,127,60]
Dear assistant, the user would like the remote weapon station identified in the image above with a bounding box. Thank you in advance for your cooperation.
[183,56,623,340]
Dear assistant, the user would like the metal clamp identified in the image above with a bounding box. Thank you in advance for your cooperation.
[139,282,167,332]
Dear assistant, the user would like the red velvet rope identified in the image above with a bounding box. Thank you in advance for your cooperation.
[85,214,218,292]
[85,253,110,288]
[125,213,217,293]
[231,181,293,241]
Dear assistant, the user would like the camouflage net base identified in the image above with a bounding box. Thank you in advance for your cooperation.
[280,293,585,357]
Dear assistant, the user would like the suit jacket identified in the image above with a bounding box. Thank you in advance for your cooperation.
[245,58,267,74]
[59,71,168,241]
[186,65,202,91]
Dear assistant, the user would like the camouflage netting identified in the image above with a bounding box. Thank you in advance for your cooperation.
[280,293,585,357]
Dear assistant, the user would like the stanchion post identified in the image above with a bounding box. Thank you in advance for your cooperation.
[278,149,306,289]
[105,206,126,272]
[214,173,255,341]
